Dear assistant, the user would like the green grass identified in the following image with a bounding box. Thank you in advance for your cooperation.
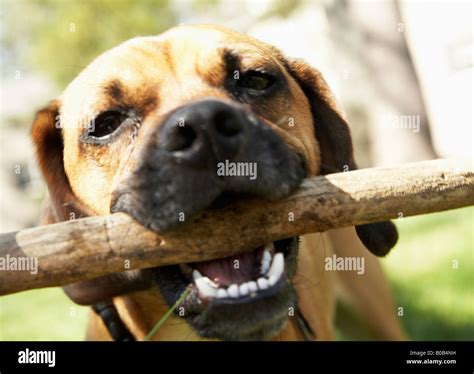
[0,207,472,340]
[384,206,474,340]
[0,288,89,341]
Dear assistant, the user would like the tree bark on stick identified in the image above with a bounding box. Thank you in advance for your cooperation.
[0,158,472,296]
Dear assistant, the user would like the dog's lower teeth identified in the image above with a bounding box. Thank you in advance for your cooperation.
[203,276,219,288]
[195,277,217,298]
[267,253,284,279]
[193,269,202,281]
[248,281,258,292]
[268,275,278,286]
[260,249,272,274]
[228,284,239,298]
[239,283,249,296]
[192,246,285,299]
[257,277,269,290]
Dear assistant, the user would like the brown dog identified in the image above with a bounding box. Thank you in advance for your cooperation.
[32,24,406,341]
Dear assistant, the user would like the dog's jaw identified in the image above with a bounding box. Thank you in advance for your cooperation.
[150,237,299,341]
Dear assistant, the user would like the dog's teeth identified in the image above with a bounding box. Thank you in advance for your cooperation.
[260,249,272,274]
[227,284,240,298]
[193,269,202,281]
[263,249,272,263]
[216,288,229,298]
[239,283,249,296]
[257,277,269,290]
[267,253,284,279]
[268,275,278,286]
[195,277,217,298]
[203,276,218,288]
[247,281,258,292]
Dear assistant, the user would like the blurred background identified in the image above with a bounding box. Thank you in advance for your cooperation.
[0,0,472,340]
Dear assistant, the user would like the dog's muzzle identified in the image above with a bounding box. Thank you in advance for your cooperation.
[110,98,306,232]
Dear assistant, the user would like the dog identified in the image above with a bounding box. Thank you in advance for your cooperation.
[32,24,406,341]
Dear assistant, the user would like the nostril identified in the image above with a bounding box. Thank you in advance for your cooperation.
[214,110,243,137]
[165,125,197,152]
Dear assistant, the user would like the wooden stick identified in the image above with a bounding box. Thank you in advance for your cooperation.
[0,158,472,295]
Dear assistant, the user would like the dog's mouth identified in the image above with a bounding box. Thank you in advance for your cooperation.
[151,237,299,340]
[184,241,286,302]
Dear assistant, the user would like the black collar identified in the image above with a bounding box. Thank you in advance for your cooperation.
[92,301,135,341]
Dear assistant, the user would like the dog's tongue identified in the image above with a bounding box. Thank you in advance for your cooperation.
[192,247,263,287]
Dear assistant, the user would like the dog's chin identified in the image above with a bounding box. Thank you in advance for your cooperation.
[151,237,299,341]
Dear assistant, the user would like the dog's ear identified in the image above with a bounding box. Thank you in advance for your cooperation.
[32,100,92,221]
[284,59,398,256]
[284,59,356,175]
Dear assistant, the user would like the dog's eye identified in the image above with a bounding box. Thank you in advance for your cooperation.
[238,71,276,92]
[88,110,127,139]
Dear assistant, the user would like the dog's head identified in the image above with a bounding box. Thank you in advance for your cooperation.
[32,25,397,340]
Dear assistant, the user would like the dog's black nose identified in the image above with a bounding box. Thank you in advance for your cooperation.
[159,99,246,165]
